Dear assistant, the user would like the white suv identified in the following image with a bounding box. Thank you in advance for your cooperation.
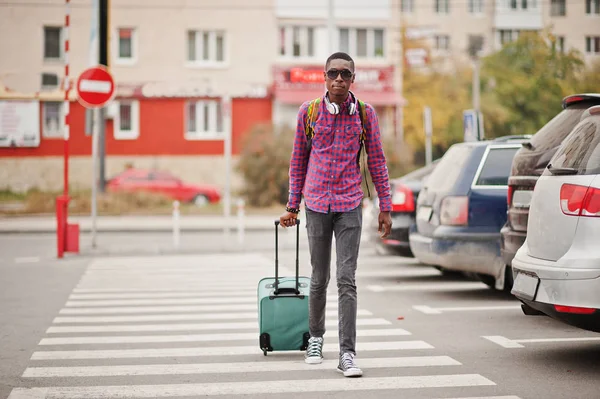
[512,105,600,333]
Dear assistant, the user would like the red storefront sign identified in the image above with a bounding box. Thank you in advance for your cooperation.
[273,65,402,106]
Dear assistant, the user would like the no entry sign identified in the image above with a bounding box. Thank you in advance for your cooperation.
[76,66,116,108]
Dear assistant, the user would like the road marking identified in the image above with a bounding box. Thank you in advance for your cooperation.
[46,318,391,333]
[413,305,520,314]
[439,396,521,399]
[69,291,258,299]
[58,303,341,314]
[39,328,412,346]
[65,295,338,307]
[367,282,485,292]
[52,309,374,323]
[484,335,600,348]
[482,336,524,348]
[8,374,493,397]
[356,269,441,278]
[15,257,41,264]
[31,340,434,360]
[23,356,459,377]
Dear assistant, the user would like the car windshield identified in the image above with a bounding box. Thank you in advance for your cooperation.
[528,103,594,152]
[425,145,473,192]
[475,146,520,186]
[550,120,600,175]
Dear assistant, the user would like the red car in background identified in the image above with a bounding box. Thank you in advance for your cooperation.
[106,168,221,206]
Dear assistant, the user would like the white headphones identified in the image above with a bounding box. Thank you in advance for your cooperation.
[324,91,358,115]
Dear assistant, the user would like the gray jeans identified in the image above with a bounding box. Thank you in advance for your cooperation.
[305,205,362,356]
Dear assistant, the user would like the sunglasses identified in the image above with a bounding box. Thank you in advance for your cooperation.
[326,68,354,81]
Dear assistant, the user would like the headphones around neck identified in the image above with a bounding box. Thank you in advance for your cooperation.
[324,91,358,115]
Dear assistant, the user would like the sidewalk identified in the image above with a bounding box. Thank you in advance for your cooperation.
[0,214,281,234]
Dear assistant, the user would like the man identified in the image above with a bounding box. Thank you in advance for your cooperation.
[279,52,393,378]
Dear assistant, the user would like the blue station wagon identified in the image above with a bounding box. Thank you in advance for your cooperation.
[409,136,530,291]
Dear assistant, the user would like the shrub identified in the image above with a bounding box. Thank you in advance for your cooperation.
[237,123,294,207]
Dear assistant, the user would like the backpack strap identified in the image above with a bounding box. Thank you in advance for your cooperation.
[356,100,371,198]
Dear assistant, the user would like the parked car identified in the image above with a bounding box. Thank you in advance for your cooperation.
[501,94,600,280]
[106,168,221,206]
[369,161,439,257]
[409,136,530,290]
[512,105,600,333]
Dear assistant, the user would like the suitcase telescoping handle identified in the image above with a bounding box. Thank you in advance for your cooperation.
[274,218,300,295]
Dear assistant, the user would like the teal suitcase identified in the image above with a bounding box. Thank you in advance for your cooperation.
[258,219,310,356]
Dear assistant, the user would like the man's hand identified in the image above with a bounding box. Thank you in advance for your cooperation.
[279,211,298,228]
[378,211,392,238]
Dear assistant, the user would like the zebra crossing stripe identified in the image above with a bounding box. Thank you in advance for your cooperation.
[39,328,412,345]
[7,375,494,397]
[52,309,374,323]
[64,296,339,307]
[23,356,461,377]
[58,303,339,314]
[31,341,434,360]
[46,318,392,333]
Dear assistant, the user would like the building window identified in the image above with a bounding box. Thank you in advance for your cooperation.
[114,101,140,140]
[555,36,565,52]
[279,26,315,58]
[499,29,518,46]
[586,36,600,54]
[586,0,600,14]
[550,0,566,15]
[186,100,223,139]
[44,26,62,61]
[42,102,64,138]
[117,27,136,63]
[435,0,450,14]
[41,73,59,91]
[188,30,226,64]
[401,0,414,13]
[338,28,385,58]
[434,35,451,50]
[468,0,484,13]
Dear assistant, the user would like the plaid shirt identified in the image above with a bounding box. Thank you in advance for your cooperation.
[287,94,392,214]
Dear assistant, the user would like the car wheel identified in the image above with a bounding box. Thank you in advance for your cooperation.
[502,265,514,293]
[193,194,209,207]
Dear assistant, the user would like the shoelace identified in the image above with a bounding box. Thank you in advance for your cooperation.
[306,337,323,357]
[340,353,358,370]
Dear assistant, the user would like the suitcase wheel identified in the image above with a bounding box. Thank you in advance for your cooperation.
[260,333,273,355]
[300,332,310,351]
[263,349,268,356]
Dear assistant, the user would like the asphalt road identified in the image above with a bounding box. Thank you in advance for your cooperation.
[1,230,599,399]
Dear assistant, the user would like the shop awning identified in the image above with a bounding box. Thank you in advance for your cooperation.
[274,88,406,107]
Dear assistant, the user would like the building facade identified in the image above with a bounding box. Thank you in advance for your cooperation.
[0,0,276,192]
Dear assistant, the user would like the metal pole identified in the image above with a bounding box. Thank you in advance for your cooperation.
[98,0,109,192]
[223,96,232,241]
[424,106,433,166]
[327,0,335,53]
[473,57,481,139]
[173,201,180,248]
[91,108,99,248]
[63,0,71,197]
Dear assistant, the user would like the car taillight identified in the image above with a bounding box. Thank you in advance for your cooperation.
[507,185,514,207]
[554,305,596,314]
[440,196,469,226]
[560,184,600,217]
[391,184,415,212]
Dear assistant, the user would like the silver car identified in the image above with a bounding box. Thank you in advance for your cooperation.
[512,105,600,333]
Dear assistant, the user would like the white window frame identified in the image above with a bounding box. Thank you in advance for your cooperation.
[550,0,566,16]
[435,0,450,14]
[338,27,386,59]
[434,35,451,51]
[114,100,140,140]
[401,0,414,13]
[586,36,600,54]
[115,27,137,65]
[42,101,65,138]
[468,0,484,14]
[185,100,224,140]
[586,0,600,15]
[278,26,316,59]
[186,30,228,68]
[43,26,63,62]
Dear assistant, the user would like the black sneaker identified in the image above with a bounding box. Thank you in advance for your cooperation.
[337,352,363,377]
[304,337,324,364]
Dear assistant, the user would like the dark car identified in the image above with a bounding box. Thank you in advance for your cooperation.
[409,136,530,290]
[501,94,600,277]
[369,161,439,257]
